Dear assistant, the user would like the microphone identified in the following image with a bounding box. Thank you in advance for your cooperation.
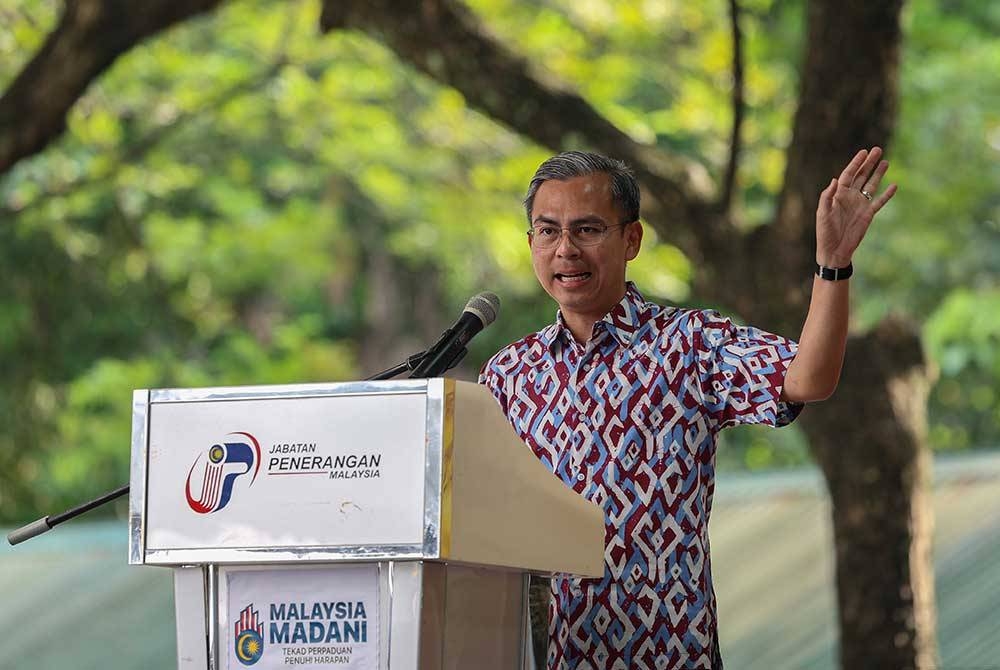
[409,292,501,378]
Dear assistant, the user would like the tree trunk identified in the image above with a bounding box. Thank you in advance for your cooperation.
[802,320,936,669]
[770,2,938,667]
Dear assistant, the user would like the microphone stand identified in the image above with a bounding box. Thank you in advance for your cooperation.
[409,346,468,379]
[7,484,130,546]
[367,347,467,380]
[366,349,428,381]
[8,348,456,547]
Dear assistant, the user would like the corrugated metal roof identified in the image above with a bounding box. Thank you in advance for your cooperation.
[712,451,1000,669]
[0,523,175,670]
[2,451,999,669]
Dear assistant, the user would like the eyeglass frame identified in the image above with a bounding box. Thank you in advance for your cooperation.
[526,220,638,249]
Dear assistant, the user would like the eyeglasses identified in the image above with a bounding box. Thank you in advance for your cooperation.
[527,222,632,249]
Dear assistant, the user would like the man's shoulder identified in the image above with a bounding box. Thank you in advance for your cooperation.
[645,303,708,326]
[635,303,722,344]
[620,283,718,336]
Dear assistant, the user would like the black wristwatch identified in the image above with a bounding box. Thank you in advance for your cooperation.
[815,262,853,281]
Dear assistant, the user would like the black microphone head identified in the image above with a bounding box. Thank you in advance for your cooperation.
[464,291,500,327]
[407,291,501,378]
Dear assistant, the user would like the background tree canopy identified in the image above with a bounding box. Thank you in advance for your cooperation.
[2,0,996,520]
[0,0,998,667]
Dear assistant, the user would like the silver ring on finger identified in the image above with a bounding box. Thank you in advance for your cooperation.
[860,189,874,201]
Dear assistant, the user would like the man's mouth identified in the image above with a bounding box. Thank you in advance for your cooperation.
[554,272,592,284]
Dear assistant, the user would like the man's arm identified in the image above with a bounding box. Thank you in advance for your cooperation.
[782,147,897,403]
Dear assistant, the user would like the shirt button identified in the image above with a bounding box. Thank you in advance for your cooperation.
[576,473,585,481]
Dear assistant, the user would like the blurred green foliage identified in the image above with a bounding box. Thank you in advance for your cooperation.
[0,0,997,522]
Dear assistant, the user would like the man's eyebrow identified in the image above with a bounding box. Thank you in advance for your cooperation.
[531,214,608,226]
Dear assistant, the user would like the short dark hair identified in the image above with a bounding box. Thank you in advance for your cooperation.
[523,151,640,224]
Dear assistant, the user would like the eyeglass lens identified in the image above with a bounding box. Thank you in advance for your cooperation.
[530,223,610,248]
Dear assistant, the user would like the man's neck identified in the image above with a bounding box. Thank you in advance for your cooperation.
[563,313,599,344]
[560,287,629,344]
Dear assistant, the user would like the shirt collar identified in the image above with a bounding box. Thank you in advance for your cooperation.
[540,281,651,350]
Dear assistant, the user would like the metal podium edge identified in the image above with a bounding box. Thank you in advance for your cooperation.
[422,377,451,561]
[438,379,456,559]
[147,379,427,403]
[129,389,150,565]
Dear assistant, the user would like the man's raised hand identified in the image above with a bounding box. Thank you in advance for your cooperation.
[815,147,897,268]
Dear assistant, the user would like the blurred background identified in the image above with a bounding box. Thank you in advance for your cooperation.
[1,0,998,668]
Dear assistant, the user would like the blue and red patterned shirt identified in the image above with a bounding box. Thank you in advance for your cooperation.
[479,283,801,670]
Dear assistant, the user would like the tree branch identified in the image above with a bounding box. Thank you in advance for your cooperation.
[318,0,721,264]
[0,0,225,176]
[1,58,286,221]
[720,0,745,212]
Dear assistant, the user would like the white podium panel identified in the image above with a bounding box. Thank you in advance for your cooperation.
[131,380,446,565]
[145,393,426,553]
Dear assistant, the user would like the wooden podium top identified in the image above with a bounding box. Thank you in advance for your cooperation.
[129,378,603,577]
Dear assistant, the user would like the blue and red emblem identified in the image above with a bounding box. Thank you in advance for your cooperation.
[185,431,261,514]
[234,603,265,665]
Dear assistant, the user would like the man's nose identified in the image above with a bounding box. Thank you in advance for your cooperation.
[555,229,581,256]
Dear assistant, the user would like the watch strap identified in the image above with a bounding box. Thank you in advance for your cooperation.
[815,262,853,281]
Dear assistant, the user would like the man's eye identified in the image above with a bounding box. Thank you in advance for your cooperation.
[576,225,603,236]
[536,226,559,236]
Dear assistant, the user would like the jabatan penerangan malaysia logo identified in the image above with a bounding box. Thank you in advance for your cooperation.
[184,431,262,514]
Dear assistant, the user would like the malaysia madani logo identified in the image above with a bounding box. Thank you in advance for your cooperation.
[234,604,265,665]
[185,431,261,514]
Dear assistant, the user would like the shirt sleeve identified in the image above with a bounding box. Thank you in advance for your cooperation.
[692,310,803,430]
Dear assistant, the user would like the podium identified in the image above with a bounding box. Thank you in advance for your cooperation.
[128,378,604,670]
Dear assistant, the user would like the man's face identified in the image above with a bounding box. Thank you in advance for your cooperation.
[528,174,642,327]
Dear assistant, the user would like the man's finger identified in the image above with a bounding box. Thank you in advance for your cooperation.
[871,183,898,213]
[838,150,868,185]
[853,146,884,188]
[863,160,890,192]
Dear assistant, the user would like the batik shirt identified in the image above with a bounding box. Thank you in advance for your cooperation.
[479,283,801,670]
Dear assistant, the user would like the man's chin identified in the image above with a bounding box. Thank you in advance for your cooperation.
[550,292,600,316]
[548,284,591,305]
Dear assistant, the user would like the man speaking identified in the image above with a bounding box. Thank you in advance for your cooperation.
[479,149,895,669]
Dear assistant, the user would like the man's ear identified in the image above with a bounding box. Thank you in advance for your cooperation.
[625,220,643,261]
